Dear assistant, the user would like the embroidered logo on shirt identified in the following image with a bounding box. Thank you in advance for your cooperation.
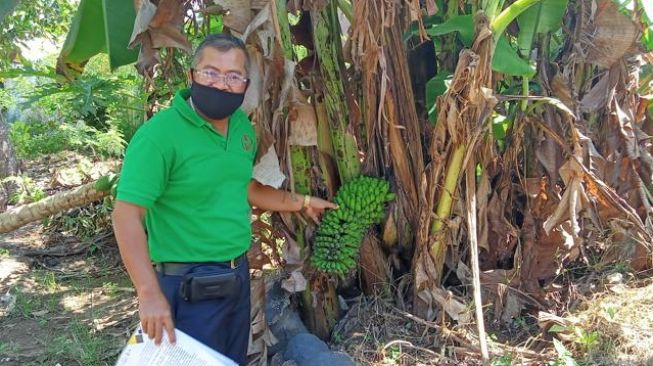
[241,134,253,152]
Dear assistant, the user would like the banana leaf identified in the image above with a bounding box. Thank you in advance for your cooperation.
[57,0,138,78]
[516,0,568,54]
[102,0,139,70]
[424,15,535,77]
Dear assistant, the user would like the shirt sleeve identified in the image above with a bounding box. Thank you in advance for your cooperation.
[116,132,169,209]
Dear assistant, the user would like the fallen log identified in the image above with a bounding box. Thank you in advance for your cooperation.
[0,179,109,234]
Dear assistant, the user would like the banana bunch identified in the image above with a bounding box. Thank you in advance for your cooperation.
[311,176,395,275]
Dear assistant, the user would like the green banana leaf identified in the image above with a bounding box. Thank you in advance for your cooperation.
[58,0,138,78]
[102,0,139,69]
[425,15,535,77]
[493,35,535,77]
[425,15,475,45]
[516,0,568,54]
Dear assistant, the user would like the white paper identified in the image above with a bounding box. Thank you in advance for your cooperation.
[115,326,237,366]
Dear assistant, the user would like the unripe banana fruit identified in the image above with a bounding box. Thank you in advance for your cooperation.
[311,176,395,275]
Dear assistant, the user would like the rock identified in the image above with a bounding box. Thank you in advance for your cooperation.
[283,333,329,366]
[266,279,308,355]
[269,352,285,366]
[607,272,623,284]
[266,279,291,325]
[270,352,298,366]
[268,308,309,354]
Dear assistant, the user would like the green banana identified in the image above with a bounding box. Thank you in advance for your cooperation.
[311,176,395,275]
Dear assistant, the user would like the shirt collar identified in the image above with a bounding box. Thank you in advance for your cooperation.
[172,88,208,128]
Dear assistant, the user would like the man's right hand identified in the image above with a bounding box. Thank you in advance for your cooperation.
[138,290,177,345]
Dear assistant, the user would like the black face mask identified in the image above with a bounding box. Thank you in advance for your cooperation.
[189,81,245,120]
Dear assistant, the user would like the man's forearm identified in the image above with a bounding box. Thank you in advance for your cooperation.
[248,181,305,212]
[112,207,160,297]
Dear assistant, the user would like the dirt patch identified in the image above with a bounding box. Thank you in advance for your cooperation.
[0,227,136,366]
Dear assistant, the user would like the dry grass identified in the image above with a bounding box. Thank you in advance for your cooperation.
[332,295,483,366]
[332,273,653,366]
[565,275,653,366]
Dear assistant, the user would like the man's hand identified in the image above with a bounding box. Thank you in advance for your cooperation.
[138,290,176,346]
[304,196,338,224]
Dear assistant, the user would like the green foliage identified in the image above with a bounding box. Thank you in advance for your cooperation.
[47,201,113,240]
[410,14,536,77]
[0,0,75,68]
[95,173,119,199]
[491,354,514,366]
[551,338,578,366]
[49,319,115,365]
[9,119,126,160]
[548,323,603,364]
[2,175,45,204]
[9,120,70,159]
[516,0,568,54]
[27,73,136,131]
[311,176,395,275]
[6,56,145,159]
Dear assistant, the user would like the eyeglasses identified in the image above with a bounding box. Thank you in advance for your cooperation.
[192,68,249,89]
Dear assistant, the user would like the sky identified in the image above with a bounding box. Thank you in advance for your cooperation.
[18,37,61,62]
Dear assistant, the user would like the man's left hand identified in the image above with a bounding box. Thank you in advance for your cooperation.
[304,197,338,224]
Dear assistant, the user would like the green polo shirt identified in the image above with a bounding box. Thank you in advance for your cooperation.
[116,89,257,262]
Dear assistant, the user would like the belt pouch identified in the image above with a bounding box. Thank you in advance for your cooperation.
[179,271,238,303]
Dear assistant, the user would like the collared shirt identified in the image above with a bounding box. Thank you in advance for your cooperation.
[116,89,257,262]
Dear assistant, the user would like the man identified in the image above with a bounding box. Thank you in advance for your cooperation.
[111,34,336,365]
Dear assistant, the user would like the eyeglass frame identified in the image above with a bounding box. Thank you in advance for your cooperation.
[191,68,250,90]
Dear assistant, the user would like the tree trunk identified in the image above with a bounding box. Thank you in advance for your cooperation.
[0,111,19,212]
[0,180,108,233]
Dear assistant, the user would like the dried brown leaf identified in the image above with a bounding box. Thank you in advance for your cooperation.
[543,157,588,238]
[580,70,616,112]
[580,0,639,68]
[214,0,252,33]
[128,0,190,75]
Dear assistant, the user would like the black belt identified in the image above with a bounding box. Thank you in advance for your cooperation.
[154,253,246,275]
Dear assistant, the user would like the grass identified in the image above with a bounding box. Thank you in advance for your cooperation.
[47,319,117,366]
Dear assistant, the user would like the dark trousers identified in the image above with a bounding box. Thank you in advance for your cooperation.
[156,258,251,365]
